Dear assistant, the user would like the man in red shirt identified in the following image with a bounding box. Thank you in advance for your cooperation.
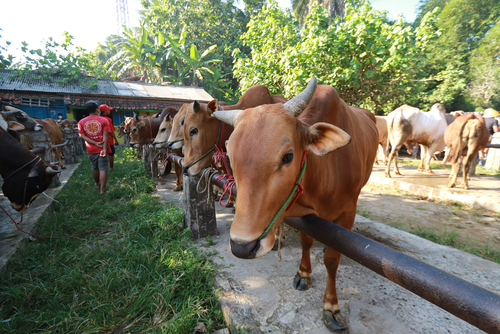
[78,101,111,194]
[99,104,119,169]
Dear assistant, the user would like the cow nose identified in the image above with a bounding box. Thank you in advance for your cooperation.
[182,167,189,176]
[167,142,173,149]
[130,143,135,148]
[152,142,156,147]
[230,238,260,259]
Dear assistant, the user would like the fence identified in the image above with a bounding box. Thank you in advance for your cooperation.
[164,153,500,334]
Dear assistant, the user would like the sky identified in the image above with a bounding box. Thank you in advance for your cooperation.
[1,0,420,62]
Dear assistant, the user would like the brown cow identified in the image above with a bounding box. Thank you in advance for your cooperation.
[33,117,65,169]
[57,119,78,131]
[182,85,287,176]
[123,108,171,148]
[152,108,184,191]
[443,114,489,189]
[212,77,378,332]
[374,115,389,165]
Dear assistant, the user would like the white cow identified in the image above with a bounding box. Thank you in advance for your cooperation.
[385,103,448,177]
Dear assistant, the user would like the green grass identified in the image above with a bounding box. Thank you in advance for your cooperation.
[407,227,500,263]
[0,148,223,333]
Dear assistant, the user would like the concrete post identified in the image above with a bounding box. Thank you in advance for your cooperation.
[182,174,218,239]
[31,131,59,187]
[485,133,500,170]
[63,128,76,165]
[150,146,159,179]
[73,129,83,156]
[31,131,54,163]
[143,145,151,172]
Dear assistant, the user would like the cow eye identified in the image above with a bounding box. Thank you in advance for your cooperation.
[190,128,198,136]
[282,153,293,165]
[161,128,166,132]
[180,119,184,126]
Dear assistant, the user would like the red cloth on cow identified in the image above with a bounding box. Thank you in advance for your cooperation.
[78,115,112,155]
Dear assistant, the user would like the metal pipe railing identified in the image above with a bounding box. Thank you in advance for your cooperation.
[285,215,500,334]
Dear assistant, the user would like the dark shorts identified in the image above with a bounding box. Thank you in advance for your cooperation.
[109,145,115,156]
[88,154,109,172]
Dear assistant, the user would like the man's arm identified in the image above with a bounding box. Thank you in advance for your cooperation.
[112,131,119,145]
[79,133,104,147]
[101,132,110,157]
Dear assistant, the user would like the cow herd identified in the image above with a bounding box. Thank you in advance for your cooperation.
[375,102,490,189]
[0,77,493,332]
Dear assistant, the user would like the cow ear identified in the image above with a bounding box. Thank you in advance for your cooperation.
[8,121,25,131]
[307,122,351,156]
[192,101,200,113]
[28,167,40,178]
[207,99,219,114]
[137,120,146,129]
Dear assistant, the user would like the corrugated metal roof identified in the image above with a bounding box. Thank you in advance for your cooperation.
[0,70,214,102]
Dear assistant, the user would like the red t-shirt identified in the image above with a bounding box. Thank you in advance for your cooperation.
[78,115,112,154]
[104,117,116,145]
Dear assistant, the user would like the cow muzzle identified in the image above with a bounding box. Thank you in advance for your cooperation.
[230,238,260,259]
[34,124,43,131]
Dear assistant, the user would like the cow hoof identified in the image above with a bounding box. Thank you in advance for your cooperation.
[61,165,66,169]
[322,310,348,332]
[174,186,183,192]
[395,171,401,175]
[293,273,311,291]
[447,182,456,188]
[384,172,391,178]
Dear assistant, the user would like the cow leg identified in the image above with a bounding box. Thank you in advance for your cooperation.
[417,146,427,172]
[57,147,65,169]
[385,145,401,177]
[322,247,347,331]
[174,163,183,191]
[294,232,313,291]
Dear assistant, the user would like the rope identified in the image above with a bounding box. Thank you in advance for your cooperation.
[257,150,308,241]
[215,174,236,207]
[0,205,105,239]
[196,167,219,204]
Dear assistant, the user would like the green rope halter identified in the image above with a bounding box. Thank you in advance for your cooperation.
[257,152,308,241]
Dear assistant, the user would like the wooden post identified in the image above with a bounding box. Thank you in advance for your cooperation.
[63,128,76,165]
[182,174,218,239]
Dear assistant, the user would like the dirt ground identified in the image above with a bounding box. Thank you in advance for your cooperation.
[357,178,500,254]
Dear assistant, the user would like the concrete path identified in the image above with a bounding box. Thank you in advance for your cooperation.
[156,168,500,334]
[371,161,500,213]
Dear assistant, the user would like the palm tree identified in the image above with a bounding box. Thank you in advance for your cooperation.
[291,0,345,25]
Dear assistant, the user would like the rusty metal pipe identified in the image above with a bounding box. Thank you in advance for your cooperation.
[284,215,500,334]
[30,147,46,155]
[52,139,69,148]
[167,153,184,168]
[485,144,500,149]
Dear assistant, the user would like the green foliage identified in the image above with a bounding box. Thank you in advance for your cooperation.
[9,32,115,89]
[0,148,223,333]
[418,0,500,111]
[0,28,13,69]
[234,0,438,113]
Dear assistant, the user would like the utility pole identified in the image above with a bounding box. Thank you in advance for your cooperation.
[116,0,130,36]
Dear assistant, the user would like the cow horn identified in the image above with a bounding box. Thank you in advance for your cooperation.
[45,166,60,174]
[1,111,16,116]
[213,109,243,127]
[133,112,139,121]
[283,77,317,118]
